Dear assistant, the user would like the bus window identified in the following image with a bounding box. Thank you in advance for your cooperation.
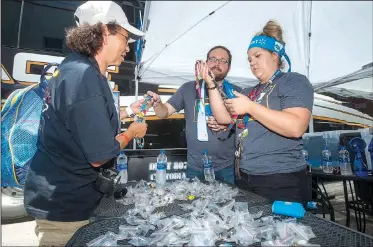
[19,1,79,54]
[1,0,22,47]
[313,119,361,132]
[43,37,64,53]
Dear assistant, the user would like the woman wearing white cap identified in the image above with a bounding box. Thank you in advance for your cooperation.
[200,20,314,205]
[23,1,148,246]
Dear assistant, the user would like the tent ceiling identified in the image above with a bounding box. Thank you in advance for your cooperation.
[139,1,373,99]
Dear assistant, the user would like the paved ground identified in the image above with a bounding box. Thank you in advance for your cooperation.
[2,216,38,246]
[324,181,373,236]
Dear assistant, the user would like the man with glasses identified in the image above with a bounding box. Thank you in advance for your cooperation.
[147,46,241,184]
[23,2,149,246]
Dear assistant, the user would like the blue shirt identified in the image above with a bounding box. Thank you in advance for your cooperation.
[24,52,120,221]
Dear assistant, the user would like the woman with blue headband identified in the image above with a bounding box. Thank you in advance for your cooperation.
[200,20,314,205]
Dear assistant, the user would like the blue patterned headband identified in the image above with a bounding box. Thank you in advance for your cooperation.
[248,35,291,72]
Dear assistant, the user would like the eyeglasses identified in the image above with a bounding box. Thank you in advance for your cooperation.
[207,57,229,65]
[117,32,129,45]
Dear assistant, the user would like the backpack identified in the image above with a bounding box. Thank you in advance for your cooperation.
[1,63,59,188]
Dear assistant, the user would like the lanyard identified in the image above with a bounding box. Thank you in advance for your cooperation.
[195,60,230,101]
[196,80,230,100]
[243,70,281,128]
[195,79,232,117]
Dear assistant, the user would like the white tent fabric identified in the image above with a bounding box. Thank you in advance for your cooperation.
[314,64,373,100]
[309,1,373,84]
[139,1,373,94]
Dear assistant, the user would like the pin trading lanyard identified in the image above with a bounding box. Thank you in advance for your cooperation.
[242,70,281,128]
[195,60,237,134]
[195,60,229,102]
[134,95,152,149]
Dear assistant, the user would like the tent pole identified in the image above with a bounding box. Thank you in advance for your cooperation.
[133,65,139,150]
[308,0,314,133]
[132,2,148,150]
[17,1,25,48]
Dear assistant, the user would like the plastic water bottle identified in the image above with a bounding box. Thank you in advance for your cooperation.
[368,137,373,171]
[302,148,310,171]
[353,150,368,177]
[339,146,352,175]
[322,146,333,174]
[156,150,167,191]
[202,149,215,182]
[116,151,128,184]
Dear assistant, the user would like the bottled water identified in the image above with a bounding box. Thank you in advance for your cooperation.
[302,148,310,171]
[339,146,352,175]
[321,146,333,174]
[368,137,373,170]
[202,149,215,182]
[156,150,167,193]
[353,149,368,177]
[116,151,128,184]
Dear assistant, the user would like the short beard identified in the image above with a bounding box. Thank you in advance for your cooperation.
[214,72,228,82]
[211,67,228,82]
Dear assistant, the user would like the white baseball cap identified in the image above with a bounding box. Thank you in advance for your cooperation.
[74,1,144,42]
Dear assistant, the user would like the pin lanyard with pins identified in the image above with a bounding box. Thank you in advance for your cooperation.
[134,95,152,149]
[194,60,238,131]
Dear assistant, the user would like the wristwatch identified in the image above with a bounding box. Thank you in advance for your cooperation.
[125,106,135,118]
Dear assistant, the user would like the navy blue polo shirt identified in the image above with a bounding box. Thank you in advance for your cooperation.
[24,52,120,221]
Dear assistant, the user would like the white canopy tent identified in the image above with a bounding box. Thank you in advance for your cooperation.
[138,1,373,96]
[314,63,373,100]
[118,1,373,132]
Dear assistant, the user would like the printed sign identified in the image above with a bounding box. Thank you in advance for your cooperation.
[148,161,187,181]
[126,149,188,181]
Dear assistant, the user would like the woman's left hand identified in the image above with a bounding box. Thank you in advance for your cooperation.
[224,91,253,115]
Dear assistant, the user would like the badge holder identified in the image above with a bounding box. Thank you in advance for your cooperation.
[234,129,248,179]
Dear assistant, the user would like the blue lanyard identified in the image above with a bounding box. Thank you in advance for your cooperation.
[197,80,232,116]
[196,79,231,98]
[243,70,281,127]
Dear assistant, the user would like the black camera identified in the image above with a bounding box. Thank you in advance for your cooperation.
[95,168,127,199]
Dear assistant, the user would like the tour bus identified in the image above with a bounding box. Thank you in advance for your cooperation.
[2,0,372,219]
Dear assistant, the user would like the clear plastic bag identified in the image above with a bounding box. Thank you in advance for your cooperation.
[126,216,147,226]
[148,212,166,225]
[118,225,139,238]
[189,229,216,246]
[108,179,318,247]
[127,236,152,246]
[259,225,276,241]
[287,222,316,241]
[234,202,248,212]
[218,200,235,220]
[230,224,260,246]
[87,231,119,247]
[156,232,182,246]
[137,205,155,219]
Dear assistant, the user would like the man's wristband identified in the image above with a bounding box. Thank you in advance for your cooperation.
[206,84,217,90]
[125,106,135,118]
[118,132,131,144]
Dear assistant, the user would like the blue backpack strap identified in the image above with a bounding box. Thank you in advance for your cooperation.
[34,63,59,99]
[40,63,60,89]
